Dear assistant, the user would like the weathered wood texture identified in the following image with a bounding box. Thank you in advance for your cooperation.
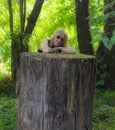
[16,53,96,130]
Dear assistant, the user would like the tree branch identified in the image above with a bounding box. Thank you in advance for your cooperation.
[25,0,44,35]
[7,0,13,32]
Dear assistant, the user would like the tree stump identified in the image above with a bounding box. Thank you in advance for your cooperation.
[16,52,96,130]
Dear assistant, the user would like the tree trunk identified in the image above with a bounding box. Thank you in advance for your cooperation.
[16,53,96,130]
[96,0,115,89]
[11,41,28,85]
[7,0,44,85]
[20,0,26,32]
[7,0,13,32]
[75,0,94,55]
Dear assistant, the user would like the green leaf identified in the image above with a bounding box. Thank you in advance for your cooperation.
[104,3,111,11]
[112,30,115,36]
[91,37,102,44]
[102,13,110,22]
[96,80,105,86]
[102,36,113,51]
[110,35,115,45]
[111,11,115,16]
[92,28,102,35]
[100,64,107,69]
[100,72,107,79]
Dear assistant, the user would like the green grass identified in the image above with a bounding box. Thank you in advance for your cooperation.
[92,88,115,130]
[0,93,17,130]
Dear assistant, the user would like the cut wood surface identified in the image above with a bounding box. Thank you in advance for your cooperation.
[16,52,96,130]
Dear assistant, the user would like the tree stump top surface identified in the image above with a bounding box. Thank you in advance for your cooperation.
[21,52,95,60]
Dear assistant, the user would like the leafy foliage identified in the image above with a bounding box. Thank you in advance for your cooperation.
[11,29,29,51]
[89,0,115,51]
[0,76,14,94]
[0,0,114,65]
[0,0,78,72]
[0,93,17,130]
[96,56,107,87]
[29,0,78,52]
[92,89,115,130]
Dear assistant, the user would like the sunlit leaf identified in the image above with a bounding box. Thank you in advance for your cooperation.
[91,37,102,44]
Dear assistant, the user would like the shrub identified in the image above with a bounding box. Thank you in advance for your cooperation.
[0,76,14,94]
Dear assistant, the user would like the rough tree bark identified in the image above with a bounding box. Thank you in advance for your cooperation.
[16,53,96,130]
[75,0,94,55]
